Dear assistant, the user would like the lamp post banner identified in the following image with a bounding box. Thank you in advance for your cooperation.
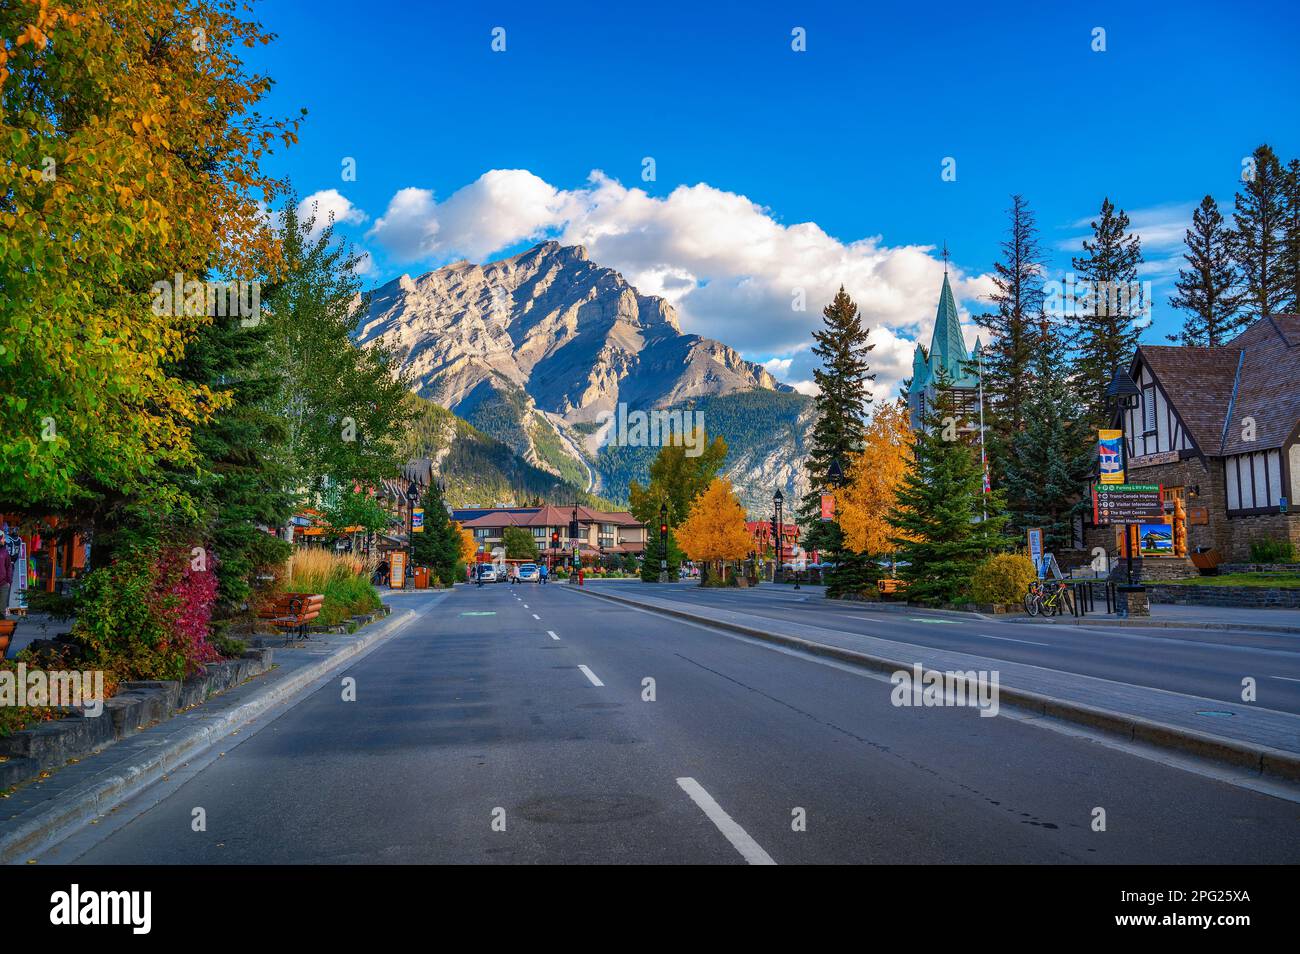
[1098,429,1125,485]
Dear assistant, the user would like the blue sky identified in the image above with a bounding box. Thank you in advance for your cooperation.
[249,0,1300,395]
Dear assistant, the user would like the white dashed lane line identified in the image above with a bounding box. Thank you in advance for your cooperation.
[577,665,604,687]
[547,630,560,640]
[676,777,776,865]
[532,613,541,620]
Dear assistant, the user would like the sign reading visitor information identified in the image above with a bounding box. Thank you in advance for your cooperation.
[1092,484,1163,525]
[1097,430,1125,484]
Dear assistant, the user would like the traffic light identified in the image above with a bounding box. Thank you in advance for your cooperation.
[550,530,559,547]
[659,521,668,541]
[770,516,778,539]
[569,519,579,540]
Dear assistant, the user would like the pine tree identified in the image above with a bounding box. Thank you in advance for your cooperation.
[798,286,875,555]
[411,482,463,584]
[1282,157,1300,313]
[1231,144,1289,318]
[887,377,1008,605]
[976,195,1045,450]
[640,530,684,582]
[1169,196,1247,346]
[1071,198,1145,421]
[1002,317,1093,550]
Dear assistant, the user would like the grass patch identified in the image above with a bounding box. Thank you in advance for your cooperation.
[284,550,383,626]
[1167,573,1300,588]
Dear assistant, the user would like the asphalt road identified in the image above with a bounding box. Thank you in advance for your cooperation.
[44,580,1299,864]
[610,583,1300,715]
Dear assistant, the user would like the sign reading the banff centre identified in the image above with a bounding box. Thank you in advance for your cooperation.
[1092,484,1163,525]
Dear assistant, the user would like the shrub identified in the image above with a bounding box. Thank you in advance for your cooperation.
[283,549,382,626]
[1250,536,1296,564]
[970,553,1037,605]
[72,542,219,681]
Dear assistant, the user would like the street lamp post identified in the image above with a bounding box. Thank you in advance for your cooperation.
[658,502,669,583]
[773,488,783,584]
[1106,365,1143,588]
[404,480,420,582]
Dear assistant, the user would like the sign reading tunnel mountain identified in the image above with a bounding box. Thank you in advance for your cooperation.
[1091,484,1164,525]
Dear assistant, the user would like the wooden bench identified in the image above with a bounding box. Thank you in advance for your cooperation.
[258,593,324,643]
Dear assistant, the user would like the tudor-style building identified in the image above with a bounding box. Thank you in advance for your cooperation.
[1103,314,1300,562]
[908,270,982,432]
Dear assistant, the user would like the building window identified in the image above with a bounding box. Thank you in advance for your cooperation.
[1141,385,1157,435]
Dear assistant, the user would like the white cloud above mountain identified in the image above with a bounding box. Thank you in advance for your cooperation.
[362,169,997,398]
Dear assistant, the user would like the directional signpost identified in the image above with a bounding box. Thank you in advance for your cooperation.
[1092,483,1163,590]
[1091,484,1163,525]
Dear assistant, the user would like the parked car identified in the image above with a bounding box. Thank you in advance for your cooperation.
[517,563,539,582]
[476,564,498,583]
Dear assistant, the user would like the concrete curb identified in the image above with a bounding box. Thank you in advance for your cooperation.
[573,586,1300,783]
[0,603,423,865]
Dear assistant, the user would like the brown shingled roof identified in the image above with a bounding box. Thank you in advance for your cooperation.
[1136,315,1300,457]
[1220,315,1300,455]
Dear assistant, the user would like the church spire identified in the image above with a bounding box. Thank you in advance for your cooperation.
[928,269,969,381]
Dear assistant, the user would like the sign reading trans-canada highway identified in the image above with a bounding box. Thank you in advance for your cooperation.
[1092,484,1164,524]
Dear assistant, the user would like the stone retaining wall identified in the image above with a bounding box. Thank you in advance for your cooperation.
[0,649,273,791]
[1147,584,1300,608]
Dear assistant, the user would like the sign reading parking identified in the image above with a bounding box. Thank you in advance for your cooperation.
[1092,484,1163,525]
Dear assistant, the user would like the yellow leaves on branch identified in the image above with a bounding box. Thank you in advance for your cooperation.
[677,478,752,563]
[838,399,916,556]
[0,0,298,505]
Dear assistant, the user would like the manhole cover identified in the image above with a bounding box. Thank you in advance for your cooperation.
[1195,709,1236,717]
[518,794,660,824]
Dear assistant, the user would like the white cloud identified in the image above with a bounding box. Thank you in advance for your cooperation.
[298,189,368,237]
[364,169,1000,397]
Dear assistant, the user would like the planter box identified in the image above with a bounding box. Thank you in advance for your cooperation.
[0,648,273,791]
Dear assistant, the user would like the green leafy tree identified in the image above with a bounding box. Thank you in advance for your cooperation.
[262,195,415,502]
[1169,196,1247,346]
[798,286,875,556]
[888,377,1008,604]
[628,433,728,527]
[502,526,540,561]
[1071,198,1145,422]
[1001,318,1093,550]
[1231,144,1289,318]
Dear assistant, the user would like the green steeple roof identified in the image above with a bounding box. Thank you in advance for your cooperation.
[927,272,969,381]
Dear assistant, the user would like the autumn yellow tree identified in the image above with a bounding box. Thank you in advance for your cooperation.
[839,400,915,558]
[456,522,477,567]
[0,0,301,509]
[677,477,753,584]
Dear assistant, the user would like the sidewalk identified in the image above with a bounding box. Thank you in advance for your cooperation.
[572,586,1300,780]
[1010,601,1300,634]
[0,591,445,864]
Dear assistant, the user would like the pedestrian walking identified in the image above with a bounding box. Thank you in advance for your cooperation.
[0,536,11,619]
[539,562,548,585]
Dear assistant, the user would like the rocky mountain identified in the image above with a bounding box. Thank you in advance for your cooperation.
[355,241,813,513]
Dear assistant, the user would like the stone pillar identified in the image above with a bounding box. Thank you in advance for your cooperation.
[1116,586,1150,617]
